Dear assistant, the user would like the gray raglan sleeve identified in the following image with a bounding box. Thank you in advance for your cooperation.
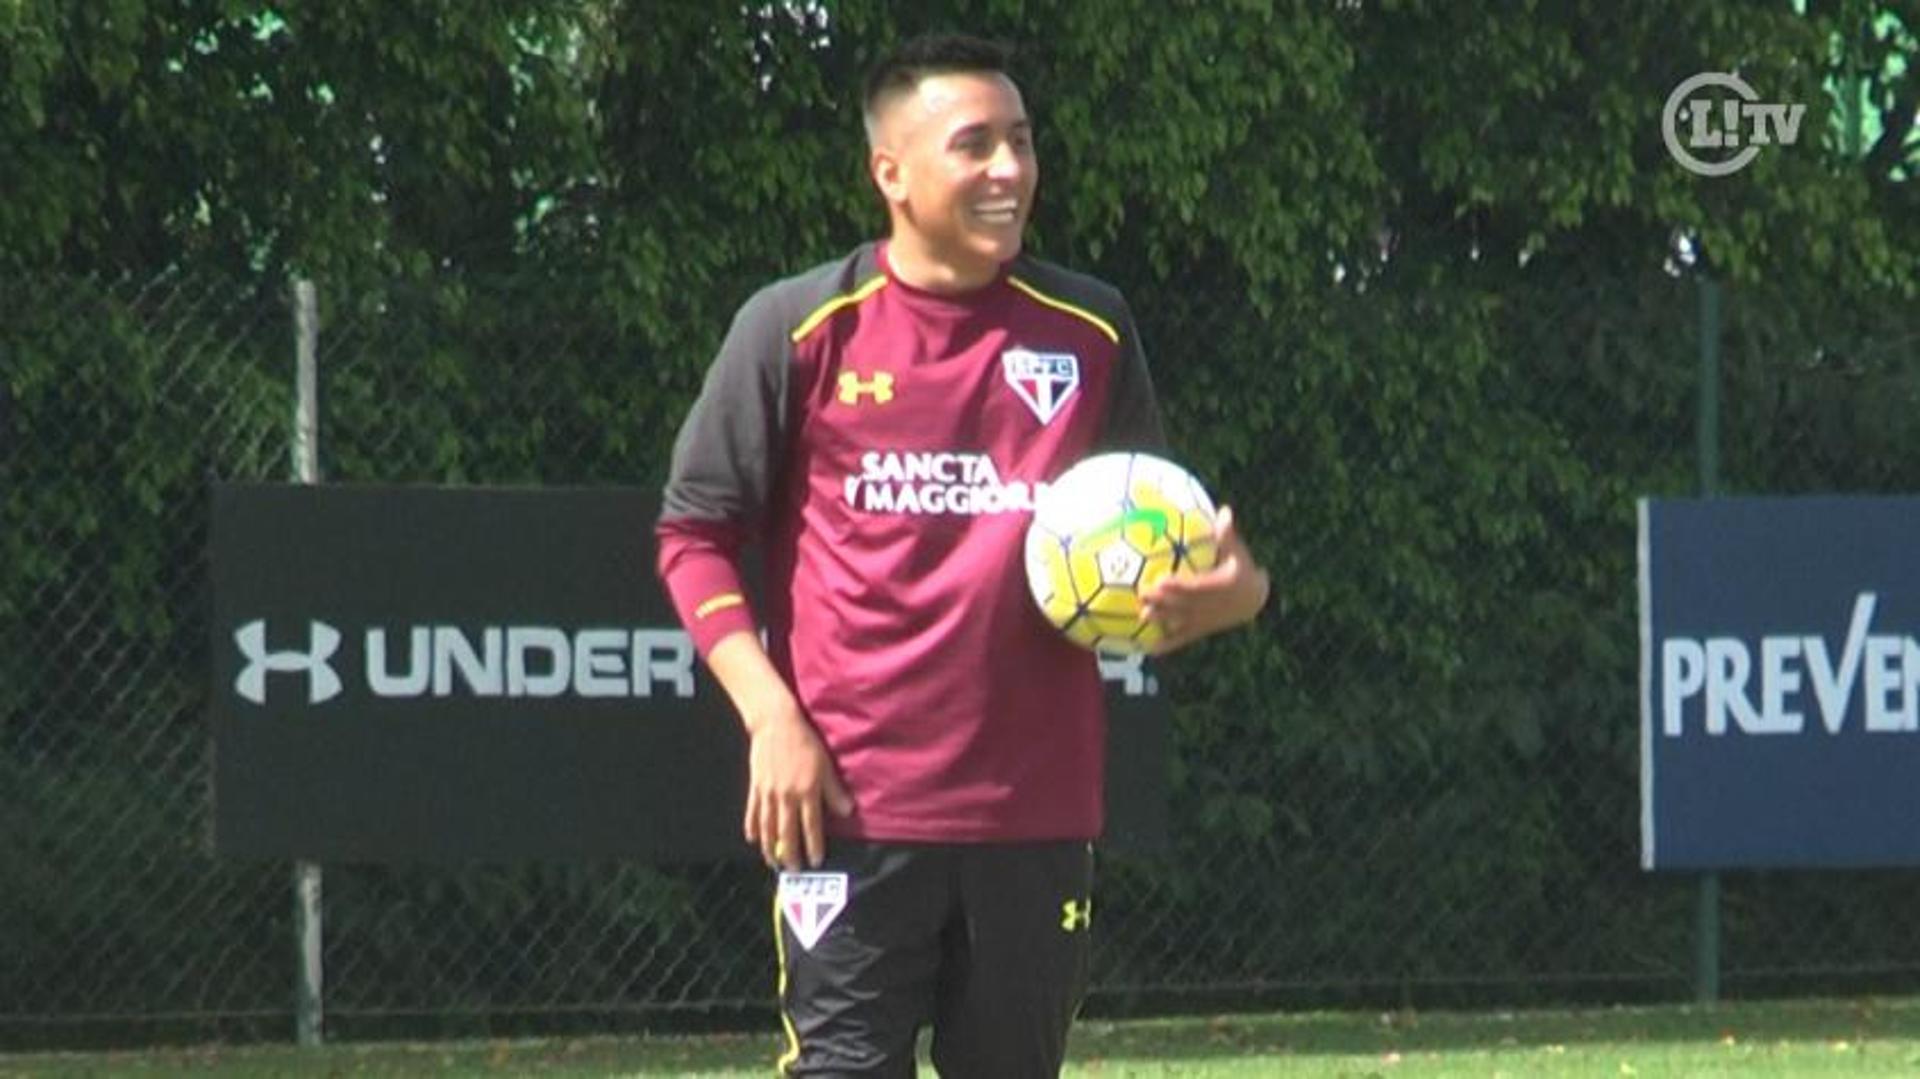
[655,287,792,655]
[1099,297,1170,453]
[659,288,792,529]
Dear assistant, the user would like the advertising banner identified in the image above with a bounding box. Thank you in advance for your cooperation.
[211,484,1168,861]
[1640,496,1920,869]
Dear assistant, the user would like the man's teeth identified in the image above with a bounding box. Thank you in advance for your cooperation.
[975,202,1019,223]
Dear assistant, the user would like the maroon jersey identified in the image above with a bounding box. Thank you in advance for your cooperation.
[657,241,1165,842]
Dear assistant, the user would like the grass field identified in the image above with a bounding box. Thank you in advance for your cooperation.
[5,997,1920,1076]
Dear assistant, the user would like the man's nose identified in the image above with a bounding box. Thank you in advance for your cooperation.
[986,140,1026,181]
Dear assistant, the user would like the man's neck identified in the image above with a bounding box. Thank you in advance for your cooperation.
[884,234,1002,294]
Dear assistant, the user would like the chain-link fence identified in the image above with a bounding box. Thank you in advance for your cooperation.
[6,266,1920,1048]
[2,273,295,1040]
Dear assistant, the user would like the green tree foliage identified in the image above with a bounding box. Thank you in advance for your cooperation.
[5,2,1912,285]
[0,0,598,281]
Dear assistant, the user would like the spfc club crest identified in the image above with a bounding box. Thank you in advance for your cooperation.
[1002,349,1080,425]
[778,871,849,951]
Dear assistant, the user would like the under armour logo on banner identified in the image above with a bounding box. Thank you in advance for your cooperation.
[235,620,343,705]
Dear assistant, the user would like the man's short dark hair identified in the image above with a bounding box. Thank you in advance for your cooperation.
[863,33,1016,143]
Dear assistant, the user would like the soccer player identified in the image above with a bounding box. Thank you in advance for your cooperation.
[655,32,1271,1077]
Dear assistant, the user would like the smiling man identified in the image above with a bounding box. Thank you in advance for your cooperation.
[655,33,1270,1078]
[863,46,1038,292]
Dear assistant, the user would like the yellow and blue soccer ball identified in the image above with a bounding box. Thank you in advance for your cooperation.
[1024,452,1219,654]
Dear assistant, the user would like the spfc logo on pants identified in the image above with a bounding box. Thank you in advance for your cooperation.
[1002,349,1079,425]
[778,872,849,951]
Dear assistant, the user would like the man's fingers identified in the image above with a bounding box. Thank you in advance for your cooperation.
[824,771,855,818]
[752,791,775,863]
[744,788,761,845]
[774,795,802,871]
[1207,505,1254,571]
[1213,505,1237,545]
[1147,564,1227,605]
[799,796,826,869]
[1141,598,1182,636]
[759,797,782,868]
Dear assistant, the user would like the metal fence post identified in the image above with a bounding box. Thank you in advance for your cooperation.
[1694,274,1722,1005]
[291,277,325,1045]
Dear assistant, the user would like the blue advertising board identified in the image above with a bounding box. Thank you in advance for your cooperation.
[1640,496,1920,870]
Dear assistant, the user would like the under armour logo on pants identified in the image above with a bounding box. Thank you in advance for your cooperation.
[1060,899,1092,932]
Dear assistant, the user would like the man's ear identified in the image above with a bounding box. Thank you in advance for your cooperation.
[870,146,907,206]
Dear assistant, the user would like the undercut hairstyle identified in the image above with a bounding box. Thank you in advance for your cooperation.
[862,33,1017,146]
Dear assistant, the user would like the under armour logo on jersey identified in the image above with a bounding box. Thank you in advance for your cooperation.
[779,872,849,950]
[837,370,895,405]
[1060,898,1093,932]
[1002,349,1079,424]
[234,620,343,705]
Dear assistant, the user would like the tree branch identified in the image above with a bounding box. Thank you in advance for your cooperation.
[1862,72,1918,180]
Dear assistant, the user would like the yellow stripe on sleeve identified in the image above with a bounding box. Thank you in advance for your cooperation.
[1007,276,1121,344]
[789,275,889,343]
[694,592,746,620]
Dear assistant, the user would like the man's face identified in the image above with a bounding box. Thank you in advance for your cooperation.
[870,72,1038,279]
